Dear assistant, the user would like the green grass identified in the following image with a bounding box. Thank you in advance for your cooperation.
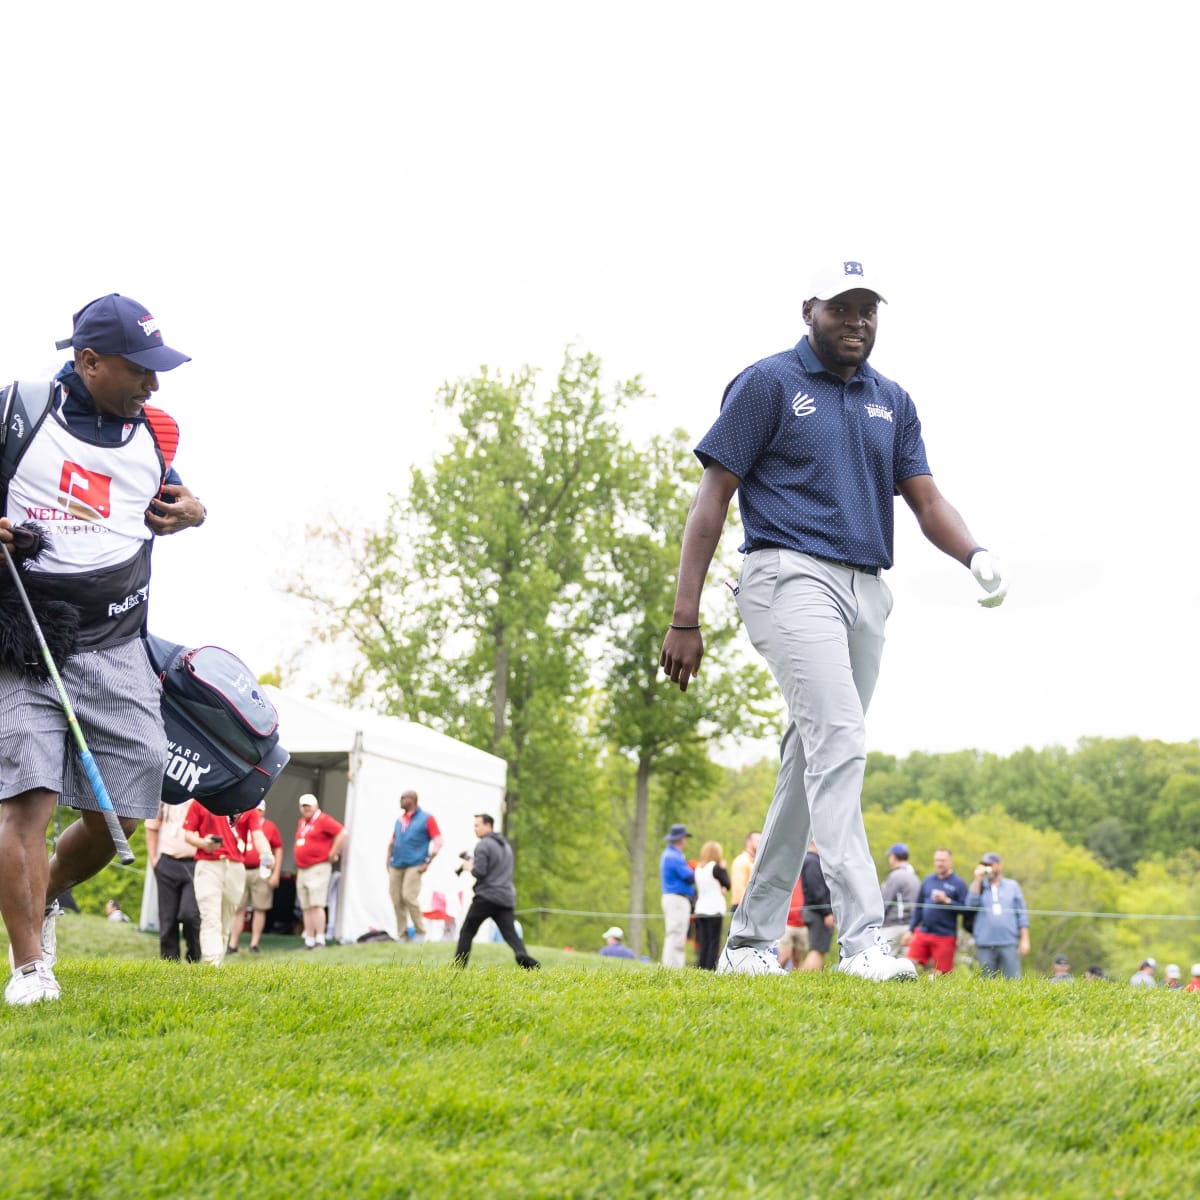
[3,918,1200,1199]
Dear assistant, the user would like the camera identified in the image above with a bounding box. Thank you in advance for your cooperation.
[458,851,470,860]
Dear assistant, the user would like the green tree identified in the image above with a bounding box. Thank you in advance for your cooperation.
[290,350,640,894]
[594,431,777,954]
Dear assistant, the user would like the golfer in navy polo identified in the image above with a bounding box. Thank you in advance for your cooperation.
[659,259,1008,981]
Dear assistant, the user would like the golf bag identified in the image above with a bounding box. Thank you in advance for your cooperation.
[146,633,290,816]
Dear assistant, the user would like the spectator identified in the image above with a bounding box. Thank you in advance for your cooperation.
[800,843,835,971]
[729,831,760,912]
[693,841,730,971]
[1049,955,1072,983]
[1164,964,1183,990]
[659,824,695,969]
[600,926,635,960]
[880,842,920,951]
[1084,965,1107,982]
[1129,958,1158,987]
[1185,965,1200,993]
[453,814,538,970]
[294,794,346,950]
[183,802,273,966]
[144,798,201,963]
[777,874,807,971]
[965,851,1030,979]
[903,848,968,975]
[105,899,130,923]
[386,789,443,942]
[228,800,282,955]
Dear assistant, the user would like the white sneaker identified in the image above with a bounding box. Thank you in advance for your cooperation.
[837,943,919,982]
[6,900,61,971]
[716,944,787,976]
[5,961,61,1005]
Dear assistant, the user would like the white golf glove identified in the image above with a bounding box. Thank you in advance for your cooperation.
[259,853,275,878]
[969,550,1008,608]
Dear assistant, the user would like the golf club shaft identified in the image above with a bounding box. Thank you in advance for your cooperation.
[0,541,135,865]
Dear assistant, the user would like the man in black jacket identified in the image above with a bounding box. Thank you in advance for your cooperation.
[453,814,539,970]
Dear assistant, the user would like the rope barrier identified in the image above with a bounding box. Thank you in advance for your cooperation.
[515,905,1200,923]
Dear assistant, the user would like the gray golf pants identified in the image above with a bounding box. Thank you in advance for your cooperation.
[728,550,892,959]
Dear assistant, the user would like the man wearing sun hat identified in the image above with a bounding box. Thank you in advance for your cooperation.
[294,794,346,949]
[600,926,635,959]
[659,823,695,968]
[660,259,1008,983]
[0,295,205,1006]
[1185,965,1200,993]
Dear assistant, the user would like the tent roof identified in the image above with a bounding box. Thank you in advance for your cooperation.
[264,687,506,789]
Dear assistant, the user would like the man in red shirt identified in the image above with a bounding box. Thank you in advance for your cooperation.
[294,794,346,949]
[1186,965,1200,993]
[182,801,273,966]
[777,873,807,970]
[228,801,283,955]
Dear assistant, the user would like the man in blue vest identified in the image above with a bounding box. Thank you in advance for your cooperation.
[386,789,443,941]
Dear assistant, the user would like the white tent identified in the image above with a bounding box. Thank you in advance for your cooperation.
[139,688,506,943]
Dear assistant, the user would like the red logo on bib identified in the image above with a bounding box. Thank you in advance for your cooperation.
[58,461,112,521]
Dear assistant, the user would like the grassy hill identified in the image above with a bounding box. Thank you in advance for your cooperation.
[3,917,1199,1199]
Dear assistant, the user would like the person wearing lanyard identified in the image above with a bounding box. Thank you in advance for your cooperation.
[182,802,273,967]
[965,851,1030,979]
[294,794,347,949]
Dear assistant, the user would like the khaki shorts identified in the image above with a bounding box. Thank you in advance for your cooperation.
[297,861,332,909]
[238,867,274,911]
[779,924,809,954]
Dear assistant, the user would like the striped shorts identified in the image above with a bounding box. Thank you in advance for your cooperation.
[0,637,167,820]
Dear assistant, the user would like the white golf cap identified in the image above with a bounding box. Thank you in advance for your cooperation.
[808,259,887,303]
[298,793,318,809]
[602,926,624,940]
[1166,963,1181,979]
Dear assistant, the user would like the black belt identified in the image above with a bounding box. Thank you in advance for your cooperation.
[747,545,881,577]
[813,555,881,577]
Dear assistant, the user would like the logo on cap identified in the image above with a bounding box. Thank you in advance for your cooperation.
[137,315,161,339]
[843,261,864,276]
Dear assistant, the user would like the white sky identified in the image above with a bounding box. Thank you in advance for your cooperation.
[2,3,1196,760]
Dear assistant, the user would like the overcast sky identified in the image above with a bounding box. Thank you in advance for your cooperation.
[3,3,1196,761]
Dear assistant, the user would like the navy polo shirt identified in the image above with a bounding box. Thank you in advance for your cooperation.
[695,337,931,569]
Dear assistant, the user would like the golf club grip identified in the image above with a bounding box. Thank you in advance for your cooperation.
[78,748,135,865]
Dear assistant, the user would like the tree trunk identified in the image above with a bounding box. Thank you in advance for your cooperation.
[493,636,512,836]
[627,754,652,956]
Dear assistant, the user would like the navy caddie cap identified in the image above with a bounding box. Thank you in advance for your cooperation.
[54,294,191,371]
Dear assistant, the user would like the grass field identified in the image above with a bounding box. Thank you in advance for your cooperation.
[3,916,1199,1199]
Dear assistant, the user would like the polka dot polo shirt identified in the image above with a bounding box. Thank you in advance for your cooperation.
[695,336,931,569]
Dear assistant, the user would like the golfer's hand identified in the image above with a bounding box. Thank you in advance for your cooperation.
[145,484,206,536]
[660,628,703,693]
[970,550,1008,608]
[0,517,11,546]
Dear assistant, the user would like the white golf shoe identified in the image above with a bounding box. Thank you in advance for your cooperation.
[5,961,61,1006]
[6,900,61,971]
[716,944,787,976]
[837,941,919,982]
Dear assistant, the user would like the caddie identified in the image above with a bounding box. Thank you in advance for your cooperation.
[0,294,206,1005]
